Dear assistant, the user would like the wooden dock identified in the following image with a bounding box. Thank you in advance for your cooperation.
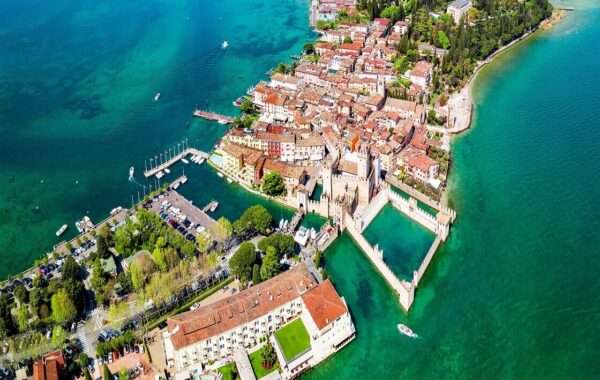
[144,147,209,178]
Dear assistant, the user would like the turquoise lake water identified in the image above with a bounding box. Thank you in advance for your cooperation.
[2,0,600,377]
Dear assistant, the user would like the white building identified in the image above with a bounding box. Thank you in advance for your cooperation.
[447,0,472,24]
[163,264,355,375]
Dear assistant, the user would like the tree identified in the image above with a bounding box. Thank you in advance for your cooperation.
[103,363,112,380]
[257,233,296,258]
[233,205,273,237]
[62,256,81,281]
[196,233,212,253]
[210,217,233,249]
[84,368,92,380]
[261,341,277,369]
[438,30,450,49]
[51,288,77,323]
[260,247,281,281]
[62,278,86,314]
[117,272,133,294]
[152,247,168,272]
[262,172,286,196]
[118,368,129,380]
[14,284,29,304]
[17,305,29,332]
[381,5,400,20]
[229,242,257,282]
[252,264,261,285]
[90,260,107,292]
[207,251,219,269]
[240,99,256,115]
[314,250,323,268]
[303,42,314,54]
[129,261,146,292]
[108,302,130,331]
[96,235,110,259]
[79,352,90,368]
[343,36,353,44]
[51,325,68,348]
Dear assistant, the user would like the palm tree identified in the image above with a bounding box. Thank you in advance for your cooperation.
[261,341,277,369]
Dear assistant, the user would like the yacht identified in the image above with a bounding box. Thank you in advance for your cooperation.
[154,93,161,102]
[129,166,134,177]
[397,324,418,338]
[56,224,68,237]
[110,207,123,216]
[84,216,93,229]
[222,40,228,49]
[180,177,188,184]
[173,182,180,190]
[75,221,84,233]
[233,96,245,107]
[210,201,219,212]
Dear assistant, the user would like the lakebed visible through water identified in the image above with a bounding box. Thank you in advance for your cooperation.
[1,0,600,378]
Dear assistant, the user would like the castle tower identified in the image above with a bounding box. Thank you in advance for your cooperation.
[357,143,371,180]
[322,160,333,200]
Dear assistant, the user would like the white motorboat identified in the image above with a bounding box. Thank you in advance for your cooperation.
[217,172,223,178]
[198,157,205,164]
[173,183,180,190]
[397,324,418,338]
[75,221,84,233]
[129,166,134,177]
[164,168,171,174]
[84,216,93,229]
[110,207,123,216]
[56,224,68,237]
[180,177,188,184]
[226,177,233,183]
[210,201,219,212]
[222,40,228,49]
[154,93,160,102]
[181,158,189,164]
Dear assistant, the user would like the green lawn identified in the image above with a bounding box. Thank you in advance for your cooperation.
[216,362,237,380]
[249,348,280,379]
[274,318,311,362]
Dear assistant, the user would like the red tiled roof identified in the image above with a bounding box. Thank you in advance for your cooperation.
[167,264,317,350]
[301,279,348,330]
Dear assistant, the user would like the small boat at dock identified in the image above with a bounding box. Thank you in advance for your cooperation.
[84,216,94,229]
[181,158,189,164]
[110,207,123,216]
[156,171,164,179]
[129,166,135,177]
[180,176,188,184]
[75,221,84,233]
[164,168,171,174]
[397,324,418,338]
[226,177,233,183]
[233,96,245,107]
[209,201,219,212]
[56,224,68,237]
[173,182,180,190]
[291,55,301,60]
[217,172,223,178]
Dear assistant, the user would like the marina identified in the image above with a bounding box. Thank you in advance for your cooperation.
[143,146,209,178]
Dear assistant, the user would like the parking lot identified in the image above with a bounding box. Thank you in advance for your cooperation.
[145,190,216,242]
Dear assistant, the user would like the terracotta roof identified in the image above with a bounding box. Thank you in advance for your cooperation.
[408,153,438,172]
[301,279,348,330]
[168,264,317,350]
[264,92,287,107]
[410,61,433,78]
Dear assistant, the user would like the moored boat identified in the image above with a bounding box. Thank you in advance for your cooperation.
[233,96,245,107]
[180,176,188,184]
[129,166,134,177]
[217,172,223,178]
[56,224,68,237]
[181,158,189,164]
[75,221,84,233]
[110,207,123,216]
[164,168,171,174]
[210,201,219,212]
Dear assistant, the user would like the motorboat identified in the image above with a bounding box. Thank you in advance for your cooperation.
[233,96,245,107]
[226,177,233,183]
[56,224,68,237]
[129,166,134,177]
[218,119,228,125]
[164,168,171,174]
[222,40,228,49]
[397,324,418,338]
[180,176,188,184]
[198,157,205,164]
[181,158,189,164]
[110,207,123,216]
[75,221,84,233]
[210,201,219,212]
[154,93,160,102]
[84,216,93,229]
[217,172,223,178]
[173,183,180,190]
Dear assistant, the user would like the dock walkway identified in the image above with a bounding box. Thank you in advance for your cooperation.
[144,147,209,178]
[193,109,235,124]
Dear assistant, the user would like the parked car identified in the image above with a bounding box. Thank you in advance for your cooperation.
[88,364,95,373]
